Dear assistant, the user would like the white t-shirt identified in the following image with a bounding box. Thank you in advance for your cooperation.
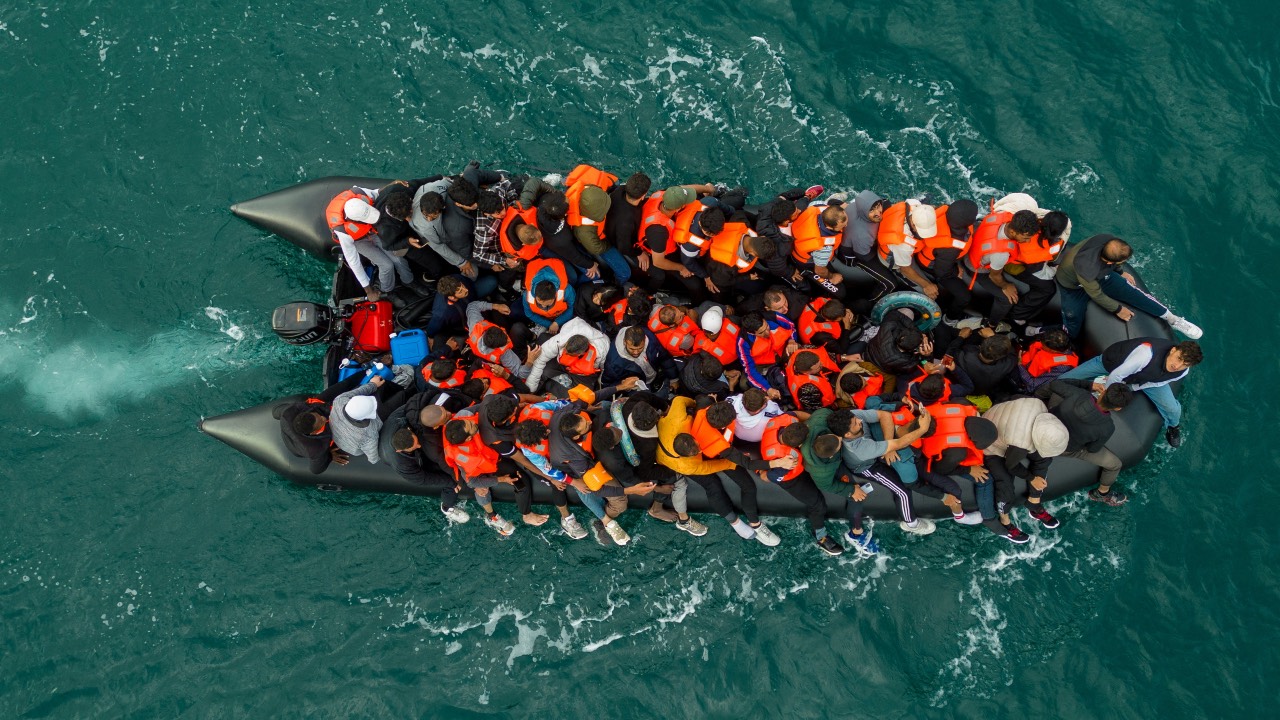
[729,394,783,443]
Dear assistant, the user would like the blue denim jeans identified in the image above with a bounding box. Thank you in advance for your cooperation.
[1061,356,1182,427]
[594,247,632,285]
[1061,274,1169,338]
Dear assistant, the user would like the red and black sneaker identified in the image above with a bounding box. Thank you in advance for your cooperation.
[1028,506,1060,529]
[1002,525,1030,544]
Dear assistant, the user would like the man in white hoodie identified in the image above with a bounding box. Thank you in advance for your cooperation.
[523,316,611,393]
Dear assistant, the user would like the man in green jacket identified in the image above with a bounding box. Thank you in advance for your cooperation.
[802,408,881,556]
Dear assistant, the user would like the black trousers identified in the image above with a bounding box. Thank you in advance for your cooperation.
[777,472,828,535]
[981,456,1022,516]
[689,469,760,524]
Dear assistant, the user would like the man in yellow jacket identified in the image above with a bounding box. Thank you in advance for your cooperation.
[657,396,788,544]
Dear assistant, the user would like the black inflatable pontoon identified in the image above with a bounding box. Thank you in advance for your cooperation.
[205,177,1173,519]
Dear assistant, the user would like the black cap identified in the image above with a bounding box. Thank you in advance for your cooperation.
[964,416,998,450]
[947,200,980,241]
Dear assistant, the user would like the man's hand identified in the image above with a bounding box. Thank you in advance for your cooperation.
[527,345,543,363]
[851,486,868,502]
[365,288,381,302]
[548,322,559,334]
[958,327,972,339]
[460,261,477,279]
[408,238,425,249]
[790,270,804,285]
[504,256,521,269]
[369,375,386,388]
[1091,381,1106,395]
[1002,284,1020,303]
[769,453,798,470]
[921,282,940,300]
[785,342,799,356]
[969,465,990,483]
[705,277,720,294]
[841,353,863,363]
[766,388,781,401]
[393,179,410,187]
[330,447,350,466]
[916,407,933,431]
[585,264,601,280]
[624,482,658,496]
[548,478,567,491]
[497,474,519,485]
[919,335,934,356]
[493,303,511,315]
[978,327,996,338]
[1116,306,1135,321]
[679,267,694,279]
[883,449,900,464]
[638,253,651,271]
[617,376,640,391]
[1030,476,1048,492]
[1121,271,1137,285]
[446,337,461,352]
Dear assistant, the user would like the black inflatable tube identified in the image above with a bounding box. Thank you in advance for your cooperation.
[208,177,1174,519]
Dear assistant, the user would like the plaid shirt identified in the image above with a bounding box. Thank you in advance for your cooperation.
[472,175,519,268]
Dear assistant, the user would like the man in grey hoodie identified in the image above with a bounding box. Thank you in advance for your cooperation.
[831,190,898,301]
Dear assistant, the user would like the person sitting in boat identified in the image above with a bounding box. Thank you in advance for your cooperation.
[520,180,603,281]
[866,310,933,393]
[442,411,525,537]
[963,208,1042,330]
[465,301,534,383]
[910,200,979,326]
[1036,380,1134,507]
[875,200,946,301]
[702,222,776,297]
[601,172,652,277]
[277,372,365,474]
[330,373,405,466]
[423,275,479,354]
[1056,234,1202,340]
[325,186,415,302]
[1059,337,1203,448]
[803,408,879,556]
[787,201,848,295]
[564,164,632,285]
[382,408,469,525]
[523,317,610,394]
[750,186,819,291]
[949,330,1020,403]
[981,397,1071,532]
[523,257,577,332]
[468,190,517,295]
[600,324,679,395]
[634,183,717,298]
[829,405,938,539]
[831,191,898,302]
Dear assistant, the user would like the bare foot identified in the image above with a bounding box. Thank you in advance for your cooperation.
[522,512,550,527]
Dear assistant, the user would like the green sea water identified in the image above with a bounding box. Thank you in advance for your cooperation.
[3,0,1278,717]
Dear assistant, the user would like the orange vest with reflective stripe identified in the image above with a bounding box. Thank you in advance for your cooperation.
[797,298,841,345]
[422,363,467,389]
[524,258,570,319]
[760,414,803,481]
[443,413,500,480]
[694,319,741,366]
[564,164,618,239]
[915,205,971,266]
[750,324,792,367]
[558,345,599,377]
[876,201,913,263]
[918,403,983,469]
[467,321,511,364]
[647,306,702,358]
[515,404,554,457]
[691,408,734,459]
[637,191,677,254]
[708,223,757,272]
[670,203,710,254]
[851,374,885,409]
[498,205,542,260]
[905,370,952,404]
[967,212,1018,273]
[1013,234,1064,265]
[1021,342,1079,378]
[789,206,837,264]
[326,189,375,242]
[785,348,839,408]
[471,365,513,394]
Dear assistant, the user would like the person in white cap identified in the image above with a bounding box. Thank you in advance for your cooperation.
[876,199,947,297]
[982,397,1071,531]
[327,187,414,301]
[329,376,392,465]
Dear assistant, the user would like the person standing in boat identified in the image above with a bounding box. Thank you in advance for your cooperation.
[324,186,415,301]
[1035,380,1135,506]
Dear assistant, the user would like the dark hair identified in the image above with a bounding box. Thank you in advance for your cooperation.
[794,351,819,374]
[514,419,548,446]
[1175,341,1203,366]
[477,191,504,216]
[459,379,487,401]
[1040,211,1069,240]
[916,374,946,403]
[839,373,865,394]
[1041,327,1072,352]
[385,193,412,219]
[624,325,647,348]
[447,178,479,206]
[818,300,844,321]
[534,281,557,302]
[482,326,509,349]
[672,433,700,457]
[658,305,679,327]
[698,207,726,236]
[769,200,794,225]
[797,383,825,411]
[484,393,518,424]
[779,421,808,447]
[1009,210,1040,236]
[764,288,787,307]
[419,191,445,216]
[979,335,1014,362]
[293,410,326,436]
[438,275,463,298]
[706,401,736,429]
[430,358,458,381]
[624,173,651,200]
[594,426,622,451]
[557,412,586,437]
[595,285,623,309]
[826,409,854,436]
[564,335,590,356]
[751,234,776,260]
[392,428,418,453]
[741,387,767,413]
[1101,384,1134,410]
[444,419,471,445]
[629,401,659,431]
[539,191,569,220]
[1102,238,1133,264]
[698,352,722,381]
[814,434,842,460]
[897,328,923,353]
[626,290,652,319]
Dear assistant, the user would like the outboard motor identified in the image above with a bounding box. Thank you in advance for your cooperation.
[272,301,337,345]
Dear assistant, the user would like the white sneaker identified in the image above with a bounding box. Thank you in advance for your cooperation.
[952,511,984,525]
[604,520,630,546]
[1166,315,1203,339]
[752,523,781,547]
[442,504,471,524]
[955,317,983,331]
[675,517,709,537]
[561,515,589,540]
[900,518,937,536]
[484,513,515,536]
[941,316,960,328]
[993,322,1012,334]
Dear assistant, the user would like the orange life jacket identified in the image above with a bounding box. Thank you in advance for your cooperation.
[797,297,842,345]
[707,222,757,272]
[558,345,599,377]
[1021,342,1080,378]
[694,318,741,366]
[915,205,971,266]
[564,164,618,239]
[785,348,840,408]
[515,404,554,457]
[789,206,838,264]
[647,306,702,358]
[670,203,710,255]
[905,370,952,404]
[326,189,376,242]
[421,363,467,389]
[637,192,676,255]
[690,407,734,459]
[875,201,913,263]
[966,212,1019,274]
[467,321,511,364]
[760,414,804,482]
[749,323,793,367]
[470,365,513,395]
[443,412,500,480]
[918,403,983,470]
[891,404,917,427]
[524,258,570,319]
[1012,233,1064,266]
[851,374,885,409]
[498,205,542,261]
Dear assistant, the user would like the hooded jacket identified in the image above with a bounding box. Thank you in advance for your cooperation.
[602,327,678,387]
[656,396,738,477]
[841,190,884,258]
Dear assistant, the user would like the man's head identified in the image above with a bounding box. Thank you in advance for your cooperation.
[418,404,452,429]
[1100,384,1134,411]
[443,417,477,444]
[563,335,591,358]
[1040,211,1069,241]
[438,275,467,301]
[770,200,797,226]
[945,199,980,240]
[793,351,820,375]
[915,374,946,404]
[1007,210,1040,242]
[482,326,510,350]
[623,325,647,358]
[1040,327,1072,352]
[897,328,924,354]
[658,305,680,328]
[624,173,651,203]
[797,383,826,411]
[1102,238,1134,265]
[534,281,559,311]
[744,233,776,261]
[741,387,767,414]
[818,299,844,322]
[558,412,591,442]
[430,358,459,382]
[826,409,858,438]
[515,223,542,247]
[1166,341,1204,372]
[484,393,519,426]
[742,312,767,336]
[867,198,888,223]
[448,178,479,210]
[697,207,726,236]
[672,433,701,457]
[964,416,999,450]
[821,205,848,233]
[418,191,445,220]
[978,335,1014,363]
[629,401,659,433]
[459,378,488,401]
[839,373,865,395]
[779,421,808,449]
[764,289,789,315]
[814,433,842,460]
[477,191,505,219]
[539,191,569,220]
[704,401,736,430]
[385,193,412,222]
[293,410,327,436]
[514,419,549,448]
[392,428,421,454]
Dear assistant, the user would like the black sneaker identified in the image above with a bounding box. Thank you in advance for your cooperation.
[1002,525,1030,544]
[1028,506,1060,529]
[1089,487,1129,506]
[1165,425,1182,448]
[816,535,845,556]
